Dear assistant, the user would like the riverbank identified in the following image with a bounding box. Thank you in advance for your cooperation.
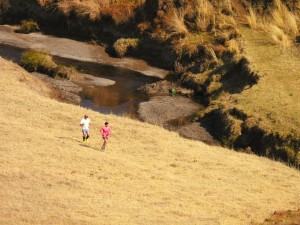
[0,25,169,79]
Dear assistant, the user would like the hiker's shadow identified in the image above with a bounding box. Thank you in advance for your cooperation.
[78,142,100,151]
[57,136,100,151]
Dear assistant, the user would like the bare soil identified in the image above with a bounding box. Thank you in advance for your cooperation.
[32,72,82,105]
[138,80,218,144]
[253,209,300,225]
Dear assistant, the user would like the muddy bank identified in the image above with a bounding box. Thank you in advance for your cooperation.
[0,41,159,117]
[138,81,218,145]
[0,25,169,79]
[138,95,218,145]
[32,72,82,105]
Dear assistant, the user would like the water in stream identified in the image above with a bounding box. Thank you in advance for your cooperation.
[0,43,159,118]
[54,57,160,117]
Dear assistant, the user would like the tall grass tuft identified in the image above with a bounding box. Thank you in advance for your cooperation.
[271,0,299,37]
[247,0,299,48]
[268,24,291,49]
[208,47,219,65]
[194,0,214,31]
[163,8,188,37]
[113,38,140,58]
[246,6,257,29]
[226,39,240,54]
[17,20,40,34]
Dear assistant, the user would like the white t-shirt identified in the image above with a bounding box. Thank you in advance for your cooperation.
[80,118,90,129]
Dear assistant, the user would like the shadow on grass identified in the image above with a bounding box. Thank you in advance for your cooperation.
[57,136,101,152]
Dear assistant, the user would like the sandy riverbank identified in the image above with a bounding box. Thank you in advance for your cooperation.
[0,25,169,79]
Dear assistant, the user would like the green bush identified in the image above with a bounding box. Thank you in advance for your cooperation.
[21,50,78,79]
[21,50,57,76]
[17,19,40,34]
[113,38,140,58]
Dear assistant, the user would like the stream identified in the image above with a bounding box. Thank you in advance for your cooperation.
[0,25,163,117]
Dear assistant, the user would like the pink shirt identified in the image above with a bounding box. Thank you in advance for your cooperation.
[101,126,111,138]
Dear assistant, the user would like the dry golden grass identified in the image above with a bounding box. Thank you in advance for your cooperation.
[246,0,299,48]
[192,0,214,31]
[41,0,142,23]
[245,6,257,29]
[1,57,300,225]
[226,39,240,54]
[163,8,188,36]
[268,24,291,49]
[271,0,299,37]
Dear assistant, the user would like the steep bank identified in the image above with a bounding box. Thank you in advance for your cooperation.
[1,56,300,225]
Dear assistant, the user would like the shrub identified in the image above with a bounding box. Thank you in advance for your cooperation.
[17,20,40,34]
[21,50,57,75]
[246,6,257,29]
[55,65,78,79]
[163,8,188,37]
[21,50,78,79]
[193,0,214,31]
[226,39,240,54]
[268,24,291,49]
[113,38,140,58]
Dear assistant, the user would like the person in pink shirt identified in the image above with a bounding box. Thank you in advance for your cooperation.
[100,122,111,151]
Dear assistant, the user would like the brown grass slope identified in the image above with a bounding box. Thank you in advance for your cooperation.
[0,57,300,224]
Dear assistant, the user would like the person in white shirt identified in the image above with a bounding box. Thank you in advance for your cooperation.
[80,114,90,142]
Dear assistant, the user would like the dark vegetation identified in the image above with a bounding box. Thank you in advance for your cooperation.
[16,19,40,34]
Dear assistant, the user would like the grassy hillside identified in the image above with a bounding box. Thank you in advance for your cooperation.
[1,57,300,224]
[0,0,299,162]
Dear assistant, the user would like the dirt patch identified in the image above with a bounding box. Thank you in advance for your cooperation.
[138,95,218,144]
[32,72,82,105]
[254,209,300,225]
[171,122,220,145]
[138,96,198,125]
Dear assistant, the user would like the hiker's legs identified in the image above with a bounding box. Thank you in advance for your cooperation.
[101,138,108,149]
[82,130,87,141]
[82,129,89,141]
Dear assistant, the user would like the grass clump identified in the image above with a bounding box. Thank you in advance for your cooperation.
[21,50,78,79]
[246,0,299,49]
[21,50,57,75]
[17,19,40,34]
[113,38,140,58]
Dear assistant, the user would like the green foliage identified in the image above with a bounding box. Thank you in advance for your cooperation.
[17,19,40,34]
[113,38,140,58]
[21,50,57,75]
[21,50,78,79]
